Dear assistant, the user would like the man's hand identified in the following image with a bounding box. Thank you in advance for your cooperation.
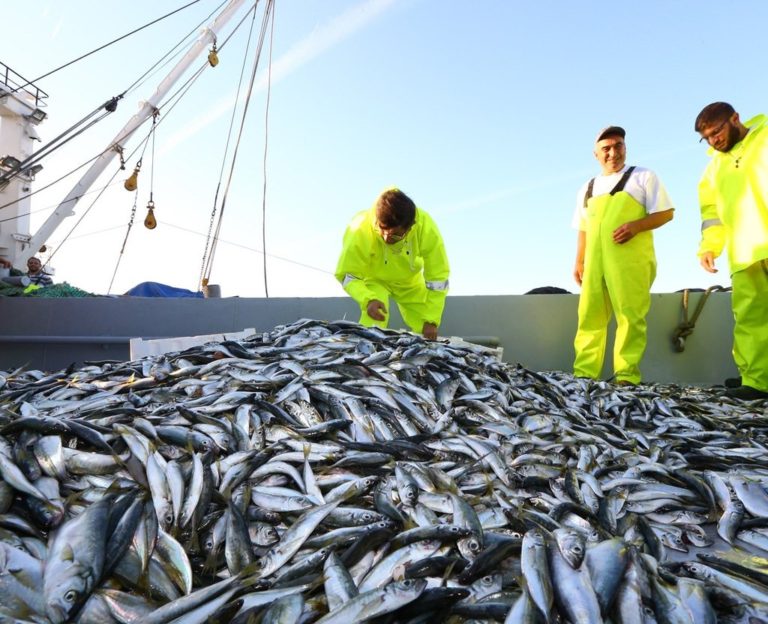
[422,322,438,340]
[699,251,718,273]
[612,221,639,244]
[573,261,584,286]
[366,299,387,321]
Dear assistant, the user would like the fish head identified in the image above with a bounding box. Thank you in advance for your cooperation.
[253,523,279,547]
[30,499,66,530]
[44,561,94,624]
[553,528,585,568]
[524,528,546,547]
[457,535,482,560]
[389,578,427,597]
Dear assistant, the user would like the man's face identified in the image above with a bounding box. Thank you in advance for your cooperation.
[699,115,740,152]
[376,222,411,245]
[27,258,41,273]
[594,136,626,174]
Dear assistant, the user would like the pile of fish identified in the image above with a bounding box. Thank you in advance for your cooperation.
[1,318,768,623]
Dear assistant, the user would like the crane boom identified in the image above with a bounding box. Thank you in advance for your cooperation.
[20,0,250,266]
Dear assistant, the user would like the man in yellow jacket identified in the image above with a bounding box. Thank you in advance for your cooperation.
[696,102,768,401]
[573,126,674,385]
[335,188,449,340]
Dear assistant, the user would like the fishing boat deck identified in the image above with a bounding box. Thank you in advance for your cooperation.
[0,292,737,384]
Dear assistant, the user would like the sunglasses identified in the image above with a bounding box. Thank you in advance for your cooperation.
[699,119,730,144]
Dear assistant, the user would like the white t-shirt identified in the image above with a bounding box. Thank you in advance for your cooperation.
[572,165,674,230]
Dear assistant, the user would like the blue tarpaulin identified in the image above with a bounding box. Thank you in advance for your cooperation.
[124,282,204,298]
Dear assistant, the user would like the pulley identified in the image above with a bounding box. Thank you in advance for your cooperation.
[144,199,157,230]
[124,161,141,192]
[208,43,219,67]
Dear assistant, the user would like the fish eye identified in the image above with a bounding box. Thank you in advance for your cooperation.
[481,575,493,585]
[363,513,373,521]
[64,590,79,603]
[450,526,460,533]
[469,539,481,552]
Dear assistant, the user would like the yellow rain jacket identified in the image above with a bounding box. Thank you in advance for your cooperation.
[698,114,768,392]
[335,206,449,331]
[574,167,657,384]
[698,114,768,271]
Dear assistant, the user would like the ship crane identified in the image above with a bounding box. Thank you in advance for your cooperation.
[0,0,250,269]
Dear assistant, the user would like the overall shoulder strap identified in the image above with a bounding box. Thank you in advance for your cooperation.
[583,178,596,208]
[609,166,636,195]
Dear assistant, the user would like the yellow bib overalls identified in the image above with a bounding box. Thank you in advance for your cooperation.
[574,167,657,384]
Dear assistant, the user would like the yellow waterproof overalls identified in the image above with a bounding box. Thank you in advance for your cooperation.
[335,207,450,332]
[574,167,656,384]
[699,114,768,392]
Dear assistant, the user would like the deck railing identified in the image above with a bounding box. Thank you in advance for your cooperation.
[0,61,49,109]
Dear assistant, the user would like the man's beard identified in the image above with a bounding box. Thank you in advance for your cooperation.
[718,124,744,152]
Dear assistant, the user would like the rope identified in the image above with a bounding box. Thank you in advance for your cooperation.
[261,0,276,298]
[199,2,261,290]
[202,0,273,292]
[14,1,203,91]
[671,285,731,352]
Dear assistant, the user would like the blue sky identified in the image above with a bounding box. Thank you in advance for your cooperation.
[1,0,767,297]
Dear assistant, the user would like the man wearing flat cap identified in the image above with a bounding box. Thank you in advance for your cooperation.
[572,126,674,385]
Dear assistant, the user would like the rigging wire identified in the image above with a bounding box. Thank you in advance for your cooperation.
[12,1,204,91]
[107,116,157,294]
[261,0,276,298]
[0,118,158,216]
[122,0,229,98]
[31,122,156,268]
[0,180,124,225]
[45,166,124,268]
[164,219,333,276]
[0,107,117,188]
[202,0,273,293]
[0,8,249,217]
[0,100,120,187]
[0,3,229,204]
[199,2,260,290]
[2,1,260,288]
[101,3,260,291]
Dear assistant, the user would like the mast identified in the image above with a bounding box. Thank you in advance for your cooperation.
[18,0,249,267]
